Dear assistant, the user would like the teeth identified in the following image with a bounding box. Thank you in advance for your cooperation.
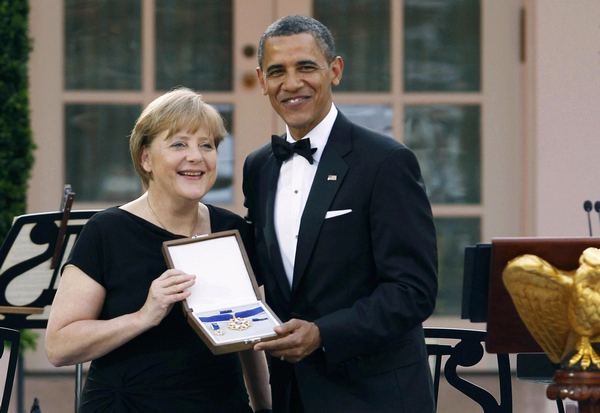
[180,172,203,176]
[287,98,302,104]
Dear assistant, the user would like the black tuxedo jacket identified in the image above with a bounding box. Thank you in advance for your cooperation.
[243,112,438,412]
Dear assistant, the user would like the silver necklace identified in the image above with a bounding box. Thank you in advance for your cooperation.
[147,196,199,237]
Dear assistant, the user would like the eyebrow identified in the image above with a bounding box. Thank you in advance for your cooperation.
[297,60,318,66]
[166,132,190,140]
[265,60,320,73]
[265,64,284,73]
[166,132,205,141]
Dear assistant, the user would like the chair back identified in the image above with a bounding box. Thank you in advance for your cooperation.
[0,327,20,413]
[425,328,512,413]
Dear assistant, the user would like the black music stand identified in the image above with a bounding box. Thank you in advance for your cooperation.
[0,185,100,413]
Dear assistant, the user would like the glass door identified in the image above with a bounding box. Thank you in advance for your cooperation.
[28,0,523,320]
[30,0,277,214]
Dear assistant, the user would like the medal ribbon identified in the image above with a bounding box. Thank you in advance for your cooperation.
[198,306,264,322]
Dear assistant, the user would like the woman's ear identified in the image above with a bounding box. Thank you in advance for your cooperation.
[141,145,152,173]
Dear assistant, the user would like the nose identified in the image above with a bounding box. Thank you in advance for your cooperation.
[282,70,303,91]
[186,146,205,163]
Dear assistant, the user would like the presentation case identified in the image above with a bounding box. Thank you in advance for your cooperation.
[162,230,282,355]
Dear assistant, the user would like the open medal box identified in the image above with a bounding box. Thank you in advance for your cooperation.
[162,229,282,354]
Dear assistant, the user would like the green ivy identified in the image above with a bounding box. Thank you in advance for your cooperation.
[0,0,37,353]
[17,328,38,355]
[0,0,35,240]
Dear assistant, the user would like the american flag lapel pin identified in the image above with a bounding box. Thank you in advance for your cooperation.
[327,175,337,181]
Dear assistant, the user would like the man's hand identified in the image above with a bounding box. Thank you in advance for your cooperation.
[254,319,322,363]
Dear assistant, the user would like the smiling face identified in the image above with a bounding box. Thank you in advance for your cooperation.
[141,127,217,203]
[257,33,343,140]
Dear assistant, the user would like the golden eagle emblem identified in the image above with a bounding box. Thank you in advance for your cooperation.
[502,247,600,370]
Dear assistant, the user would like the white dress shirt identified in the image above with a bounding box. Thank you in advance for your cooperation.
[274,104,338,288]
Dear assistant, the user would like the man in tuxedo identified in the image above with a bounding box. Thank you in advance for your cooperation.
[243,15,438,413]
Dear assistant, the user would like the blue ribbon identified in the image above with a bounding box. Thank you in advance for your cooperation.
[198,306,264,322]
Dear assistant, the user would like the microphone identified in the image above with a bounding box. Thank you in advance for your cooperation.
[584,200,593,236]
[595,201,600,230]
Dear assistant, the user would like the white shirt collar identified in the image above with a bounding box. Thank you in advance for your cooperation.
[284,103,338,164]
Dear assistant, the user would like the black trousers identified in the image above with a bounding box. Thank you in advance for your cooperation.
[289,372,305,413]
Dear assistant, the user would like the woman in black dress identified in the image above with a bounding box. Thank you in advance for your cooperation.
[46,87,271,413]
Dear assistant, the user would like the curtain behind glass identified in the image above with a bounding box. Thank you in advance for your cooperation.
[65,0,141,90]
[155,0,233,91]
[314,0,390,92]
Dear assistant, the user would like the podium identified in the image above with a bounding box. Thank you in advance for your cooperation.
[464,237,600,412]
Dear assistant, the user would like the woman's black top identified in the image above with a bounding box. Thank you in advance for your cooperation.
[65,205,254,413]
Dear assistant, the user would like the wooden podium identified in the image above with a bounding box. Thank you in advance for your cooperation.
[485,237,600,412]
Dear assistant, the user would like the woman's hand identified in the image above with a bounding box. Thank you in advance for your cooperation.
[46,266,196,367]
[138,269,196,328]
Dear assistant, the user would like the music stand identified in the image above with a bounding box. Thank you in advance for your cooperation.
[0,186,100,413]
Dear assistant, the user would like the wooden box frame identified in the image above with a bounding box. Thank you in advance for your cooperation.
[162,230,282,354]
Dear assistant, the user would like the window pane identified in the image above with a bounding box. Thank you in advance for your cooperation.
[202,105,233,204]
[434,217,480,316]
[404,0,481,92]
[404,105,480,204]
[337,105,393,138]
[65,0,141,90]
[155,0,232,91]
[314,0,390,92]
[65,105,142,202]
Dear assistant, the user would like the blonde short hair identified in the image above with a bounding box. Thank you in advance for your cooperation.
[130,87,227,189]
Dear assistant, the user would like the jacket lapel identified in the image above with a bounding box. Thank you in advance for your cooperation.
[261,137,292,303]
[292,114,352,293]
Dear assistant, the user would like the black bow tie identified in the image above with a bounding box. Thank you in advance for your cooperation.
[271,135,317,165]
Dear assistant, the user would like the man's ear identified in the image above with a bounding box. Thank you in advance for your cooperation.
[330,56,344,86]
[141,145,152,173]
[257,67,268,96]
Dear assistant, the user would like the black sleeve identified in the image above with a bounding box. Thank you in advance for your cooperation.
[238,219,261,287]
[62,216,107,287]
[241,155,264,286]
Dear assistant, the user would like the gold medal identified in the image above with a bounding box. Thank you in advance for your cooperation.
[228,317,252,331]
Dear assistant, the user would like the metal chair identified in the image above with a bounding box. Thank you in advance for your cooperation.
[425,328,512,413]
[0,327,20,413]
